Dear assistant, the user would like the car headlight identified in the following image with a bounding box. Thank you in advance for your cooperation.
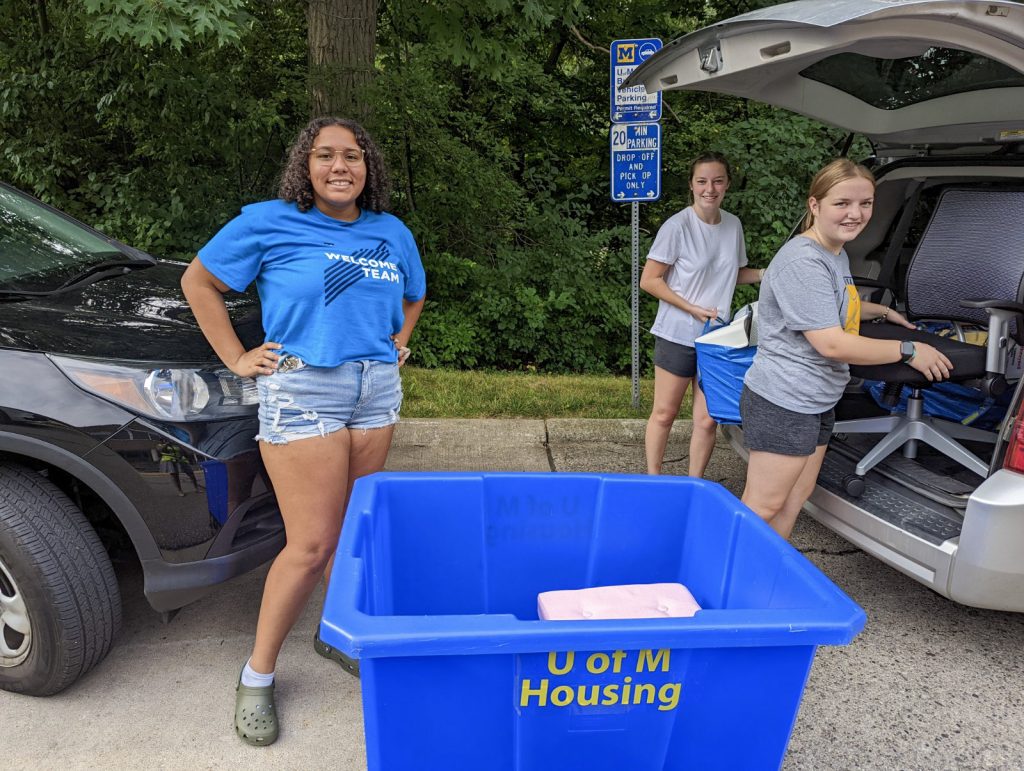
[50,355,259,421]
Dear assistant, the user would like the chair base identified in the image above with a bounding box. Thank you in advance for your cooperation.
[833,393,997,482]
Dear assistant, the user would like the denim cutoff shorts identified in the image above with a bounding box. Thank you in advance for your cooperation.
[255,354,402,445]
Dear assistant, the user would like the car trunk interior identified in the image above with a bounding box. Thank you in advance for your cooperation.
[821,152,1024,544]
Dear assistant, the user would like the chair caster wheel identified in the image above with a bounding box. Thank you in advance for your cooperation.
[842,474,865,497]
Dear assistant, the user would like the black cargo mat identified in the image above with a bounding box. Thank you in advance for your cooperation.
[817,452,964,545]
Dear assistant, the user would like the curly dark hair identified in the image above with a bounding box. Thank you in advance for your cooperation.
[278,116,391,213]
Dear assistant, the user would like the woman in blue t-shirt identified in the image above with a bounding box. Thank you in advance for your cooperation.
[182,116,426,746]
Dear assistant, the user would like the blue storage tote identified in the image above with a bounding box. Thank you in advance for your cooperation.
[320,472,866,771]
[695,317,756,425]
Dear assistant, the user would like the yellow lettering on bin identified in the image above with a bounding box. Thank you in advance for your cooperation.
[611,649,627,673]
[520,676,682,711]
[600,684,620,705]
[577,685,600,706]
[548,651,574,675]
[586,652,610,674]
[550,686,574,707]
[658,683,681,711]
[637,648,670,673]
[621,675,632,704]
[632,683,656,705]
[520,678,549,707]
[520,650,683,712]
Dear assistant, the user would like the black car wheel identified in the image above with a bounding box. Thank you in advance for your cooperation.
[0,463,122,696]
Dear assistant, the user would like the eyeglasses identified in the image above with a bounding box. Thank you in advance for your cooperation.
[309,147,365,166]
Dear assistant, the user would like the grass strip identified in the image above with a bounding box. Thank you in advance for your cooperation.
[401,366,693,419]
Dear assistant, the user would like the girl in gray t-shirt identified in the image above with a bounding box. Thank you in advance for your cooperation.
[739,159,952,539]
[641,152,763,477]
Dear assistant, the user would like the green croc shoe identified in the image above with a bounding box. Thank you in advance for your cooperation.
[234,672,279,747]
[314,628,360,678]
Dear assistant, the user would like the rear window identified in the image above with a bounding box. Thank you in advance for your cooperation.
[800,47,1024,110]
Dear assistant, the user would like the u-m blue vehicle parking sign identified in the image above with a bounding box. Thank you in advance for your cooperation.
[610,123,660,202]
[610,38,662,123]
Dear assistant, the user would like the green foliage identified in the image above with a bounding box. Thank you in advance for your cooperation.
[409,215,640,373]
[370,0,853,371]
[383,0,580,79]
[0,0,307,257]
[1,0,865,374]
[82,0,250,50]
[370,0,709,372]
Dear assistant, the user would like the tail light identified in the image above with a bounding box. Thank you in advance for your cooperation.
[1002,401,1024,474]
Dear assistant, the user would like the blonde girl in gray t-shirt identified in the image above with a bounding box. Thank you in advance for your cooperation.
[740,159,952,539]
[641,152,764,476]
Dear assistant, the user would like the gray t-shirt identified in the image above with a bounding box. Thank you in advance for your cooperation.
[744,236,861,413]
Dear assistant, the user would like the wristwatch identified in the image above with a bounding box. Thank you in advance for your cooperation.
[899,340,917,364]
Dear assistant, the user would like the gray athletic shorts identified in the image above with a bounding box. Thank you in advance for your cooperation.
[740,385,835,456]
[654,336,697,378]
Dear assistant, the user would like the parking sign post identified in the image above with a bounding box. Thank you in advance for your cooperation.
[610,38,661,409]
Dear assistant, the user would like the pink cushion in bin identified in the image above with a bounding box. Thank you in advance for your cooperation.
[537,583,701,620]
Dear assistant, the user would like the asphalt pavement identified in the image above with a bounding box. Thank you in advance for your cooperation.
[3,419,1023,770]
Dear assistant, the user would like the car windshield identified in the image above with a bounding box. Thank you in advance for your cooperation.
[0,186,127,291]
[800,47,1024,111]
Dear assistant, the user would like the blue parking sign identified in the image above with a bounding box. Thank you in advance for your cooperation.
[610,123,660,202]
[610,38,662,123]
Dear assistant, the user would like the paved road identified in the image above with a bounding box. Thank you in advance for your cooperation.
[3,419,1023,770]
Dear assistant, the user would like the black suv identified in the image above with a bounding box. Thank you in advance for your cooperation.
[0,182,283,695]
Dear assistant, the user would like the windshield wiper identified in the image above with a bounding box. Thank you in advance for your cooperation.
[52,256,155,290]
[0,256,155,299]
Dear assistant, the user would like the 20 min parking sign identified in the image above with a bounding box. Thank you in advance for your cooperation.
[610,123,661,202]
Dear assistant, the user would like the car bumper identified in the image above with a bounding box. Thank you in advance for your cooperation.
[141,491,285,611]
[722,425,1024,612]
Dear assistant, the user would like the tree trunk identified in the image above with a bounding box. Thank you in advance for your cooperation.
[307,0,378,121]
[35,0,51,37]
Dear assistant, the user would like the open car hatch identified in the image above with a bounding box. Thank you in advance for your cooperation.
[623,0,1024,148]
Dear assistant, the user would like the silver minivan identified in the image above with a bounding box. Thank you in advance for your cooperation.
[627,0,1024,611]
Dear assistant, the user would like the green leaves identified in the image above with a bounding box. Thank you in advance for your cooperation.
[82,0,250,50]
[1,0,858,376]
[0,0,306,256]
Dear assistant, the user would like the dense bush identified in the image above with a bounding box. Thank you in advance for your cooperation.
[0,1,307,256]
[0,0,860,374]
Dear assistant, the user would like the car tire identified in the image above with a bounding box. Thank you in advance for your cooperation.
[0,462,122,696]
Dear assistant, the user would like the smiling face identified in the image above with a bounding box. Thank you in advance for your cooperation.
[689,161,730,223]
[308,125,367,221]
[807,176,875,253]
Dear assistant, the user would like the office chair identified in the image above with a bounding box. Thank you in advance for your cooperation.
[832,188,1024,497]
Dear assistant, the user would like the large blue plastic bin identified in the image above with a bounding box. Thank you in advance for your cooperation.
[320,473,865,771]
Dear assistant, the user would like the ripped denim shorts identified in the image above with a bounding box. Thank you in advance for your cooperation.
[255,354,402,445]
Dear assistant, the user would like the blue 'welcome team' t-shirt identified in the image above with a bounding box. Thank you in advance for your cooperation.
[197,200,426,367]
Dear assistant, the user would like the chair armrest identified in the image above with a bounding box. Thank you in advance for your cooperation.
[961,298,1024,314]
[961,298,1024,375]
